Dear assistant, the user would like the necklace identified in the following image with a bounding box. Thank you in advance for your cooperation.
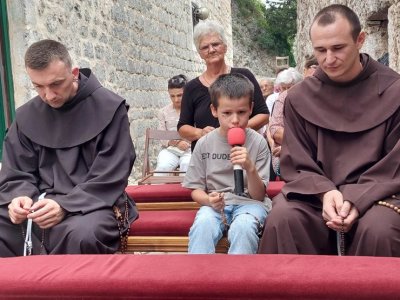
[202,74,212,86]
[202,65,231,86]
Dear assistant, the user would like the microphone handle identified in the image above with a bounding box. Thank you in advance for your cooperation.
[233,166,245,195]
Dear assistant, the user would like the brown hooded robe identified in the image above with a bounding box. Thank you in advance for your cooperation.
[0,69,137,256]
[259,54,400,256]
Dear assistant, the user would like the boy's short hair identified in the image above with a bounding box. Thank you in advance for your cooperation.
[209,73,254,108]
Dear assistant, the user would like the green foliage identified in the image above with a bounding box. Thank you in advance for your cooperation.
[234,0,297,66]
[236,0,267,20]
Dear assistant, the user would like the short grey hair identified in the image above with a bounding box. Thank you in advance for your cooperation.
[193,20,227,52]
[275,68,303,86]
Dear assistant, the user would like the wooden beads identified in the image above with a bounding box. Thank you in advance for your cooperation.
[378,199,400,214]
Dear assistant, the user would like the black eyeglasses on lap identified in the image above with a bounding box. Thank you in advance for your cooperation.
[169,76,187,85]
[168,75,188,89]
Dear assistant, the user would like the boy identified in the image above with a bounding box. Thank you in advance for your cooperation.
[183,73,271,254]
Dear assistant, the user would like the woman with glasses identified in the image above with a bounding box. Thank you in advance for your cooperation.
[154,75,191,175]
[178,20,269,150]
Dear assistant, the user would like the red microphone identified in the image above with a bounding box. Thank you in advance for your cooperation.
[227,128,246,196]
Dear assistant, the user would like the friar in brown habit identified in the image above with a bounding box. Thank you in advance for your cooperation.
[259,4,400,256]
[0,40,138,256]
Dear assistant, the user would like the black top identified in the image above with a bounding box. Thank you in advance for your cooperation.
[178,67,269,150]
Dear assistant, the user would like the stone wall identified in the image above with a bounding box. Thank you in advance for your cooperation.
[296,0,400,73]
[6,0,232,183]
[8,0,397,183]
[388,1,400,71]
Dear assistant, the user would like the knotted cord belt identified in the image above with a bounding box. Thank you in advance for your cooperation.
[23,192,46,256]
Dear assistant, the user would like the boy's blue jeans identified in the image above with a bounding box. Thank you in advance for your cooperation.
[188,204,267,254]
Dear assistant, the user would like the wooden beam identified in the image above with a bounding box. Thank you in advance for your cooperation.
[136,201,200,211]
[127,236,229,253]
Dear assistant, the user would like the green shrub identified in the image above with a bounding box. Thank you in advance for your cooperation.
[234,0,297,66]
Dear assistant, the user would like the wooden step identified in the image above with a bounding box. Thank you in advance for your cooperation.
[127,236,229,253]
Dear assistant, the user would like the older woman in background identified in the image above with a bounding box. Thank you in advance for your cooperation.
[268,55,318,176]
[259,78,274,101]
[268,68,303,176]
[178,20,269,150]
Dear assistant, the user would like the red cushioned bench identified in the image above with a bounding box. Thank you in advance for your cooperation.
[126,181,285,253]
[126,181,284,205]
[126,183,192,203]
[126,183,197,210]
[1,254,399,299]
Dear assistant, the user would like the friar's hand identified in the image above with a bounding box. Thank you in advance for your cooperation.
[322,191,359,232]
[28,198,66,229]
[327,200,359,232]
[8,196,33,224]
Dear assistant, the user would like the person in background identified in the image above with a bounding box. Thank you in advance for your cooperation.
[268,64,313,177]
[0,39,137,256]
[259,77,279,180]
[178,20,269,151]
[259,78,274,101]
[183,73,271,254]
[155,75,191,174]
[259,4,400,256]
[303,54,319,77]
[265,67,287,116]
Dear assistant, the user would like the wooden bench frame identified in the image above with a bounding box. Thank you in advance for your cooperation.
[127,181,285,253]
[138,128,186,185]
[136,201,200,211]
[127,236,229,253]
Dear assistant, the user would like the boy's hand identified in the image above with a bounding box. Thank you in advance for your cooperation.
[230,146,255,172]
[209,192,224,211]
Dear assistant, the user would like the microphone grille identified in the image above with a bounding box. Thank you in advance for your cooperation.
[227,128,246,146]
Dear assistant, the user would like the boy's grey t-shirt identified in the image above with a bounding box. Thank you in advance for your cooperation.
[182,128,272,211]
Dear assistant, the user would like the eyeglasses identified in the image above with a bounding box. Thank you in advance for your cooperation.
[199,41,224,53]
[169,76,187,85]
